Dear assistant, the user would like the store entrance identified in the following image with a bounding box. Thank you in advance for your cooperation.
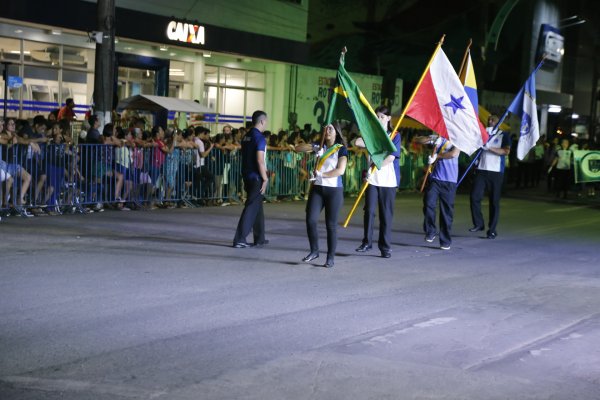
[116,52,169,125]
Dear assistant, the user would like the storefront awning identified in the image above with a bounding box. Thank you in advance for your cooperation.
[117,95,214,113]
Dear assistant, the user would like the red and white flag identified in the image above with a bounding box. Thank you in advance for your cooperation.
[406,48,488,155]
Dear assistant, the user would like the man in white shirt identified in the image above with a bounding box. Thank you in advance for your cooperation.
[469,115,511,239]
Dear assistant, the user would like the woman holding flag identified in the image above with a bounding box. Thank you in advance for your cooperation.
[353,105,401,258]
[295,123,347,268]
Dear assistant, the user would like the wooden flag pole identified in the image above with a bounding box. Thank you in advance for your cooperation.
[419,38,473,193]
[458,38,473,84]
[342,34,446,228]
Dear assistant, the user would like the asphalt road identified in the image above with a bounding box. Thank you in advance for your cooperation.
[1,192,599,399]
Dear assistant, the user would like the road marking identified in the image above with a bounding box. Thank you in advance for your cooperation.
[0,376,167,399]
[529,347,551,356]
[465,313,600,371]
[560,332,583,340]
[364,317,457,345]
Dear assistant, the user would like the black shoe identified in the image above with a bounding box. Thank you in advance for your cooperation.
[425,233,437,243]
[469,226,484,232]
[323,258,334,268]
[302,252,319,262]
[381,251,391,258]
[487,232,497,239]
[254,239,269,248]
[233,242,252,248]
[355,243,372,252]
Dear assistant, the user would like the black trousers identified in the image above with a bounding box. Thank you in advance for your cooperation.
[362,185,396,252]
[306,185,343,259]
[470,170,503,235]
[233,178,265,244]
[555,168,570,198]
[423,179,456,247]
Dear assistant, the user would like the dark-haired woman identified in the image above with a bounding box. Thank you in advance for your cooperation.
[354,105,401,258]
[296,123,347,268]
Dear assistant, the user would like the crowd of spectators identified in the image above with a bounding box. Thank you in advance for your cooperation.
[2,102,597,220]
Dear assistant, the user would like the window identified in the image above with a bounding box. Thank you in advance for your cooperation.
[0,36,93,119]
[203,65,266,131]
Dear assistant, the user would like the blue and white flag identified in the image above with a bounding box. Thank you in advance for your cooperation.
[504,61,544,160]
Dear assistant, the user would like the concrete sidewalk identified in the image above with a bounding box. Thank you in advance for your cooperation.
[1,193,599,399]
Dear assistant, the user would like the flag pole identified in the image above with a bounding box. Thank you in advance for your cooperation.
[458,38,473,84]
[420,38,472,192]
[342,34,446,228]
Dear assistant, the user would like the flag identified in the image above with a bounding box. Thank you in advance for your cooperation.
[405,48,487,155]
[325,53,396,169]
[504,63,541,160]
[459,50,480,120]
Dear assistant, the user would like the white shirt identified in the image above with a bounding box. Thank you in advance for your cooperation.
[315,145,347,188]
[556,149,572,170]
[478,128,508,173]
[367,160,397,187]
[194,137,205,167]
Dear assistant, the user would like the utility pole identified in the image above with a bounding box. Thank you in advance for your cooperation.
[93,0,116,127]
[1,62,11,120]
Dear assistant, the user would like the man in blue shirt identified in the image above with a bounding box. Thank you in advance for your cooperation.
[420,135,461,250]
[233,111,269,248]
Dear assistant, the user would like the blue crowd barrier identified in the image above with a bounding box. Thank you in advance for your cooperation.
[1,143,424,216]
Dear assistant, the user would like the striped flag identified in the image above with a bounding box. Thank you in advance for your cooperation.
[459,50,481,121]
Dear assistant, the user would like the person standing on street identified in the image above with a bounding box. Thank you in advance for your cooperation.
[418,135,460,250]
[232,111,269,248]
[296,123,348,268]
[469,114,511,239]
[353,105,401,258]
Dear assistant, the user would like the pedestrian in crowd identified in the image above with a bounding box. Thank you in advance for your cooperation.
[544,136,560,192]
[533,136,545,187]
[222,124,233,142]
[47,109,58,123]
[353,105,401,258]
[549,138,572,199]
[21,117,49,213]
[213,133,237,205]
[232,110,269,248]
[81,115,104,212]
[45,120,72,214]
[149,125,169,209]
[194,127,214,202]
[469,114,511,239]
[2,118,33,212]
[295,123,348,268]
[417,135,461,250]
[57,98,76,121]
[114,127,134,209]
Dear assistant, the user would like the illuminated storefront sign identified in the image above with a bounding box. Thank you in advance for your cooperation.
[167,21,205,45]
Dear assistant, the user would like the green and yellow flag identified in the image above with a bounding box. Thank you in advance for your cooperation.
[325,52,396,169]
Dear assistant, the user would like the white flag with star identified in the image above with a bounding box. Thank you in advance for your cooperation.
[406,48,487,155]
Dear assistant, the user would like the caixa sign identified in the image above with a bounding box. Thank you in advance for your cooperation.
[167,21,205,45]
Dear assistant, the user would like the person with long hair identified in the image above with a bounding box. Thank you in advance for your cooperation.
[353,105,401,258]
[296,123,348,268]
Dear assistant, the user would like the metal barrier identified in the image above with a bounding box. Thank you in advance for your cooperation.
[0,143,426,216]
